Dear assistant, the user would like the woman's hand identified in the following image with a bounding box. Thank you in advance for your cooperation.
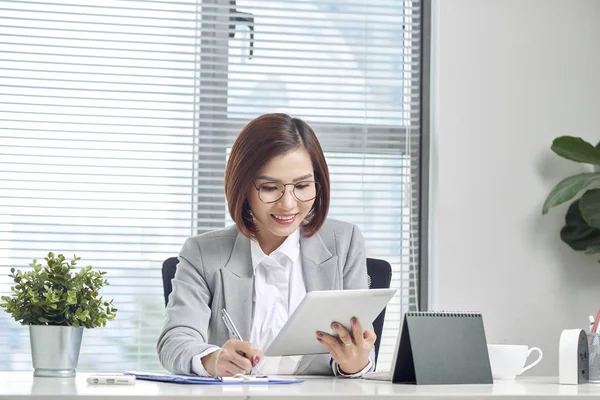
[201,339,262,377]
[316,317,376,375]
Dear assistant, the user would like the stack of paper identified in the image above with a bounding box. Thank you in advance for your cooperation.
[124,371,303,385]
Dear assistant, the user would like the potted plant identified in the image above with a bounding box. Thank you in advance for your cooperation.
[0,252,117,377]
[543,136,600,259]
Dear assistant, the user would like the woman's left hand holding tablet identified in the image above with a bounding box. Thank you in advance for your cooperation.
[316,317,376,375]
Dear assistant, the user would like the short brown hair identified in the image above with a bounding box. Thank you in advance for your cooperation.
[224,113,330,238]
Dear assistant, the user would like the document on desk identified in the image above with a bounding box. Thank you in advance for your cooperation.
[124,371,303,385]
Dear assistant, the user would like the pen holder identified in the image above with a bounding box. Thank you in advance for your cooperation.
[587,333,600,382]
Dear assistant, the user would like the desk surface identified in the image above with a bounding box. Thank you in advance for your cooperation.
[2,372,600,399]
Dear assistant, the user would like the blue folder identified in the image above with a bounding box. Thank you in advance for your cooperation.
[125,371,303,385]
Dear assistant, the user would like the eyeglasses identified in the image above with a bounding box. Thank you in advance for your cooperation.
[252,180,320,203]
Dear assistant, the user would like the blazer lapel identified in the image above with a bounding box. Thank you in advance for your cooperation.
[300,231,339,292]
[221,232,254,341]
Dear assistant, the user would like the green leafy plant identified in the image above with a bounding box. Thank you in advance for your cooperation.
[543,136,600,259]
[0,252,117,327]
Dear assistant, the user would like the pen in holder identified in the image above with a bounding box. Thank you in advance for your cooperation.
[587,333,600,382]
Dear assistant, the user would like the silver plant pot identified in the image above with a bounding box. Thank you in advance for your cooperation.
[29,325,84,378]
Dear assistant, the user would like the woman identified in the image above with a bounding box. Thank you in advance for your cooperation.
[158,113,376,377]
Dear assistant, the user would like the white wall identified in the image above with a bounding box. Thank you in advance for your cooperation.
[430,0,600,376]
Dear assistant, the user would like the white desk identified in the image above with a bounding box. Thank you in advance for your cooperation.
[1,372,600,399]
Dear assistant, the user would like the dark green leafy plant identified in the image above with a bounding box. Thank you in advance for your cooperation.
[0,252,117,327]
[543,136,600,260]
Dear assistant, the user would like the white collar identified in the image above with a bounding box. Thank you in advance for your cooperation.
[250,228,300,271]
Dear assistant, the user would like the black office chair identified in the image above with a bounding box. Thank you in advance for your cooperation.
[162,257,178,308]
[365,258,392,367]
[161,256,392,367]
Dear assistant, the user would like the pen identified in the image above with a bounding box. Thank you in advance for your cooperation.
[592,309,600,334]
[221,309,243,341]
[221,309,261,375]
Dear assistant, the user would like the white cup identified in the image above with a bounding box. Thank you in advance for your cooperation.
[487,344,543,380]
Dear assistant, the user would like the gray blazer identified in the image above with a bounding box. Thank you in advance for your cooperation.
[157,218,373,376]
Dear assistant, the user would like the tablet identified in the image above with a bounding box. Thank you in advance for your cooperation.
[264,288,397,357]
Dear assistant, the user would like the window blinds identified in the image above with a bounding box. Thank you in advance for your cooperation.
[0,0,422,372]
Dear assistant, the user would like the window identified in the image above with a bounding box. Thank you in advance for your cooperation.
[0,0,424,371]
